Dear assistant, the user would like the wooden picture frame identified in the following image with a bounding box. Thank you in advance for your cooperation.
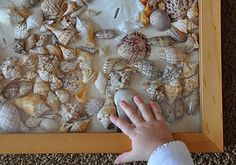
[0,0,223,153]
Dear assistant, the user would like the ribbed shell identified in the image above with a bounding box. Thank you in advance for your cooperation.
[161,63,183,82]
[38,55,59,75]
[15,21,29,39]
[33,77,50,97]
[164,47,187,64]
[41,0,63,20]
[171,19,198,33]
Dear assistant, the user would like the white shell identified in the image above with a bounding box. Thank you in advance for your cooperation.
[55,90,70,104]
[47,91,60,112]
[50,75,63,91]
[26,11,43,30]
[33,77,50,97]
[85,99,105,116]
[164,47,187,64]
[59,103,84,122]
[95,72,107,94]
[40,118,59,132]
[69,119,90,132]
[60,61,78,73]
[171,19,198,33]
[25,117,43,128]
[59,45,77,61]
[17,81,33,97]
[187,0,199,23]
[1,57,22,80]
[15,21,29,39]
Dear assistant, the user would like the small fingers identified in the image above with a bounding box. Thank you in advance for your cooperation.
[115,151,135,164]
[149,101,164,121]
[134,96,154,121]
[110,115,134,136]
[120,101,144,126]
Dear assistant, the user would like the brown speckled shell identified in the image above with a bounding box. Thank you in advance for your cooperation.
[117,32,151,64]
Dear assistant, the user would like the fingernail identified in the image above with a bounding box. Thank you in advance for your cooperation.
[134,95,141,101]
[120,100,126,106]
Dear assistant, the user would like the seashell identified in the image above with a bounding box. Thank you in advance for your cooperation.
[25,117,43,128]
[39,24,49,33]
[37,70,51,82]
[47,91,60,112]
[184,89,199,115]
[13,39,26,54]
[0,103,29,132]
[76,46,98,55]
[150,10,171,31]
[60,61,78,73]
[38,55,59,77]
[148,0,160,7]
[25,34,38,51]
[172,97,185,120]
[143,82,166,102]
[60,1,79,18]
[164,47,187,64]
[40,118,59,132]
[20,54,38,69]
[59,45,77,60]
[15,21,29,39]
[103,58,127,75]
[84,9,102,17]
[26,11,43,30]
[107,68,132,94]
[59,103,84,122]
[99,46,110,57]
[41,0,63,20]
[30,47,49,55]
[97,95,116,129]
[13,94,51,117]
[164,0,194,21]
[168,26,187,42]
[182,74,199,96]
[29,0,41,7]
[183,33,199,53]
[75,84,88,103]
[187,0,199,25]
[114,89,138,122]
[45,25,75,46]
[17,81,33,97]
[85,99,105,116]
[95,29,118,40]
[132,60,161,81]
[76,17,95,47]
[36,34,51,47]
[11,7,30,24]
[117,32,151,64]
[160,101,175,123]
[45,44,63,60]
[162,63,183,82]
[148,36,175,47]
[171,19,198,34]
[59,123,73,132]
[50,75,63,91]
[0,8,13,26]
[60,16,76,30]
[1,57,22,80]
[62,70,85,94]
[69,119,90,132]
[2,82,20,99]
[33,77,50,97]
[95,72,107,94]
[55,90,70,104]
[182,62,198,78]
[164,79,182,104]
[25,70,38,80]
[15,0,30,7]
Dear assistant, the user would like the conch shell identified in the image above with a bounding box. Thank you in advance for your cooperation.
[13,94,51,117]
[97,95,116,129]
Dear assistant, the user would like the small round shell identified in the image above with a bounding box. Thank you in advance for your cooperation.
[150,10,171,31]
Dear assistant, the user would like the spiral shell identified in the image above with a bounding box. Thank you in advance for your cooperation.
[0,103,29,132]
[171,19,198,33]
[182,74,199,97]
[187,0,199,25]
[55,90,70,104]
[143,82,166,102]
[25,34,38,51]
[97,95,116,129]
[164,47,187,64]
[150,10,171,31]
[45,45,63,60]
[26,11,43,30]
[169,26,187,42]
[182,62,198,78]
[132,60,161,81]
[117,32,151,64]
[103,58,127,75]
[41,0,63,20]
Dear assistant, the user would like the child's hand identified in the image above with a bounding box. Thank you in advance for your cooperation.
[110,96,173,164]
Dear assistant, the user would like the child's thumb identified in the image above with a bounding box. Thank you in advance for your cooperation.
[114,151,134,164]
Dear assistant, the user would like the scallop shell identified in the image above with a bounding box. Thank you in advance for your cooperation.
[59,103,84,122]
[1,57,22,80]
[97,95,116,129]
[160,101,175,123]
[107,68,132,94]
[148,36,175,47]
[172,97,185,120]
[46,25,75,46]
[187,0,199,24]
[76,17,95,47]
[59,45,77,61]
[47,91,60,112]
[40,118,59,132]
[60,61,78,73]
[164,79,182,104]
[69,119,90,132]
[95,72,107,94]
[117,32,151,64]
[13,39,26,54]
[85,99,105,116]
[182,62,198,78]
[171,19,198,33]
[25,117,43,128]
[182,74,199,97]
[41,0,63,20]
[168,26,187,42]
[26,11,43,30]
[184,89,199,115]
[36,34,51,47]
[60,16,76,30]
[0,103,29,132]
[95,29,118,40]
[162,63,183,82]
[15,21,29,39]
[13,94,51,117]
[45,45,63,60]
[25,34,38,51]
[150,10,171,31]
[33,77,50,97]
[20,53,38,69]
[164,0,194,21]
[143,82,166,102]
[132,60,161,81]
[103,58,127,75]
[55,90,70,104]
[2,82,20,99]
[50,75,63,91]
[164,47,187,64]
